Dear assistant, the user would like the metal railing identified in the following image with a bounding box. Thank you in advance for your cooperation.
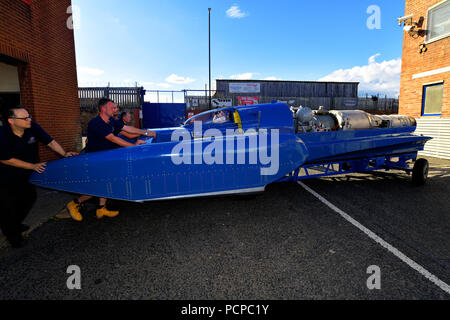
[79,87,145,111]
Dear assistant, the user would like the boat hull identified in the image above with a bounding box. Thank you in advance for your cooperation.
[30,133,308,202]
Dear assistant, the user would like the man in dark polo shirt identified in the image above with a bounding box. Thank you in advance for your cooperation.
[66,98,156,222]
[0,105,78,248]
[111,107,141,143]
[109,105,124,137]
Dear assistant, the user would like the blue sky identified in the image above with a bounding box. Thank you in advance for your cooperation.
[72,0,406,100]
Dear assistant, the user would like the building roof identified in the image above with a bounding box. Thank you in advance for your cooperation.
[216,79,360,84]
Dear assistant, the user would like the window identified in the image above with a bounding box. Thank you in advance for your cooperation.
[426,0,450,43]
[422,83,444,116]
[185,109,234,126]
[0,62,20,93]
[0,61,22,126]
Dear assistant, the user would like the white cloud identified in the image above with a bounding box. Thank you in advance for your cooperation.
[318,54,401,96]
[78,80,105,87]
[106,15,126,29]
[166,74,196,84]
[263,76,280,81]
[136,81,171,88]
[226,5,248,19]
[140,81,155,86]
[157,83,172,88]
[78,67,104,76]
[368,53,381,64]
[229,72,257,80]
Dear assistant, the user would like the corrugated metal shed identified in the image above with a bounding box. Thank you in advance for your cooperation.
[216,79,359,98]
[415,118,450,160]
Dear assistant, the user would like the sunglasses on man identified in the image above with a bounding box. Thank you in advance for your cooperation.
[10,115,32,120]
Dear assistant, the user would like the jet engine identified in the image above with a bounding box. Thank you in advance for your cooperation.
[293,106,416,133]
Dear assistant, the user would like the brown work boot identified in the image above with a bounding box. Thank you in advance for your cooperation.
[66,200,83,222]
[96,206,119,219]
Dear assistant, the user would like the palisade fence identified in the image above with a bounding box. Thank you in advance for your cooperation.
[79,87,145,135]
[186,95,399,113]
[79,87,145,111]
[356,94,399,114]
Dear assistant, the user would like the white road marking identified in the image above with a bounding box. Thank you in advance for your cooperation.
[297,181,450,295]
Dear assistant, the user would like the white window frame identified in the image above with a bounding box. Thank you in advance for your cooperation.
[422,82,444,116]
[425,0,450,44]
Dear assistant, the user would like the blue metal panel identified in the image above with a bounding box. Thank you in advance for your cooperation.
[237,103,295,133]
[143,103,186,128]
[297,126,430,163]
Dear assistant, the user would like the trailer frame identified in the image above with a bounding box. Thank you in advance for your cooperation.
[277,152,419,183]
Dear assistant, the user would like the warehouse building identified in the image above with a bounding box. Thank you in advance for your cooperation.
[214,79,359,109]
[186,79,360,112]
[0,0,80,160]
[399,0,450,159]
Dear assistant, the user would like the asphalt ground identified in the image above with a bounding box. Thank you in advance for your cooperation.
[0,156,449,300]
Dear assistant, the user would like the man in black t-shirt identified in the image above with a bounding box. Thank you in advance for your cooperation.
[66,98,156,222]
[111,108,141,143]
[110,106,124,137]
[0,105,78,248]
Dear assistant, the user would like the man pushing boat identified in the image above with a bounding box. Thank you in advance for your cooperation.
[66,98,156,221]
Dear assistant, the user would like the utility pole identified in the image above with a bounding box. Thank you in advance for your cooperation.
[208,8,212,110]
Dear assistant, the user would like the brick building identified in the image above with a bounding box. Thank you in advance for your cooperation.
[399,0,450,159]
[0,0,80,160]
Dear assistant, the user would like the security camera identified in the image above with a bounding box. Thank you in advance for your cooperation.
[397,14,414,26]
[403,25,415,32]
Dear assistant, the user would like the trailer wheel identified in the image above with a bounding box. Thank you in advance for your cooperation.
[412,158,429,186]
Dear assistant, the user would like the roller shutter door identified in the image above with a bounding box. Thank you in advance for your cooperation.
[415,118,450,160]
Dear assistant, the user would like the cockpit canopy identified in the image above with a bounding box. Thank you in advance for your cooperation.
[183,103,295,134]
[184,108,234,126]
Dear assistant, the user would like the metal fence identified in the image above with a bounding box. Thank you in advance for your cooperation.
[357,97,398,114]
[79,87,145,111]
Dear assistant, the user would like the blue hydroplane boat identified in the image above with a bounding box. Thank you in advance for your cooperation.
[30,103,432,202]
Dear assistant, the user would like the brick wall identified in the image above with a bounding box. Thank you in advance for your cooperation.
[0,0,81,161]
[399,0,450,118]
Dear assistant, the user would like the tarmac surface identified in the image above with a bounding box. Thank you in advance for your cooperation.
[0,156,449,300]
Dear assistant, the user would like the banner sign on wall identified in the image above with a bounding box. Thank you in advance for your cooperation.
[229,83,260,93]
[187,110,204,119]
[237,97,259,106]
[212,98,233,107]
[342,99,359,107]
